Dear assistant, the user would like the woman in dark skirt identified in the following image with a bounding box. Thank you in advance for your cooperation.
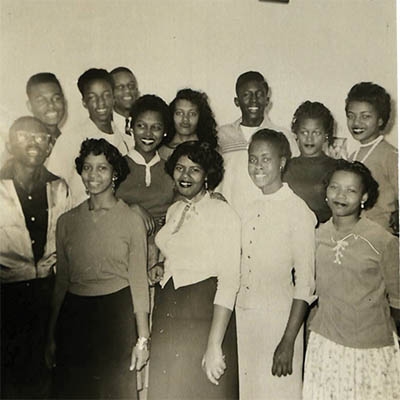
[45,138,150,399]
[148,141,241,399]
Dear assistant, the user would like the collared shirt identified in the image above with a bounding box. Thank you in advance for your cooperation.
[237,183,317,310]
[0,160,72,282]
[155,192,241,310]
[47,118,128,206]
[113,112,135,145]
[13,174,51,264]
[310,217,400,349]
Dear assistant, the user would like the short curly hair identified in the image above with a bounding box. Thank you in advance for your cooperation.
[324,159,379,211]
[164,88,218,149]
[165,141,224,190]
[249,129,292,173]
[291,101,335,145]
[75,138,129,189]
[235,71,269,96]
[77,68,114,97]
[26,72,63,97]
[129,94,172,140]
[345,82,391,131]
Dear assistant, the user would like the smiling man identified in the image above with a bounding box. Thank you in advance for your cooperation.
[217,71,299,218]
[26,73,66,145]
[47,68,128,205]
[0,116,71,398]
[110,67,140,136]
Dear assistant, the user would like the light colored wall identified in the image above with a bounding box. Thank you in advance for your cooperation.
[0,0,397,155]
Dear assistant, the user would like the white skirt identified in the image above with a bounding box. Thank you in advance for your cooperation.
[303,331,400,400]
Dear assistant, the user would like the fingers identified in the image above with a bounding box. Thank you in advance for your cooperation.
[202,356,226,385]
[272,359,292,377]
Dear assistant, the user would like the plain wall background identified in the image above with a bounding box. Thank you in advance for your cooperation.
[0,0,397,157]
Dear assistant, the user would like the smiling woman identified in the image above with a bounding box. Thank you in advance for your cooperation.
[147,141,240,399]
[46,138,150,399]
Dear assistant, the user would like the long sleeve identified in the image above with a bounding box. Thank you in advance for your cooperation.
[214,207,241,310]
[291,200,317,305]
[55,216,70,289]
[381,235,400,309]
[127,211,150,314]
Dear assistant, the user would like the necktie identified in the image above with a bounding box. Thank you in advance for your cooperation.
[125,118,131,136]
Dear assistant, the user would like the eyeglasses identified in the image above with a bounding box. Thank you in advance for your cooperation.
[15,130,51,145]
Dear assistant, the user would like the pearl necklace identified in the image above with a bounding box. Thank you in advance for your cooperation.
[352,135,383,163]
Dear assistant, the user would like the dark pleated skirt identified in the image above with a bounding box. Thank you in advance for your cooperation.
[148,277,238,400]
[54,286,137,399]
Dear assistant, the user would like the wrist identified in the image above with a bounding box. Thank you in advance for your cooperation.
[136,336,150,351]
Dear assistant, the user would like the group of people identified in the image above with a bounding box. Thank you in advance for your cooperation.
[0,67,399,400]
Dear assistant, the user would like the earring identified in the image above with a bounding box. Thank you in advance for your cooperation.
[325,197,328,203]
[163,132,167,137]
[112,176,118,193]
[204,179,208,191]
[361,201,365,209]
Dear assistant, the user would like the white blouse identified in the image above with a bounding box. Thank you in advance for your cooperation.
[155,192,241,310]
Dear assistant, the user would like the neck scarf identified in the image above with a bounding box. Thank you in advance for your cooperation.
[127,149,160,187]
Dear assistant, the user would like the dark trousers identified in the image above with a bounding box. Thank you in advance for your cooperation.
[1,276,54,399]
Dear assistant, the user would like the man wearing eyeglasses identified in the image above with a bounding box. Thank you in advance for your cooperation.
[0,116,71,399]
[110,66,140,138]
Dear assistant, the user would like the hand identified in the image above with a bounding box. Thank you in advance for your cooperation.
[271,338,294,377]
[130,204,156,235]
[148,262,164,285]
[130,344,149,372]
[201,344,226,385]
[44,337,57,370]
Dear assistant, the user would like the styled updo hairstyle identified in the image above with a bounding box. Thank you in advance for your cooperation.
[345,82,391,131]
[291,101,335,146]
[249,129,292,174]
[324,159,379,211]
[129,94,173,139]
[165,141,224,190]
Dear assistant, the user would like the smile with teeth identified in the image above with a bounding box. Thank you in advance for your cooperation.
[27,148,40,156]
[179,181,192,188]
[248,107,259,112]
[352,128,364,134]
[96,108,108,114]
[141,138,155,145]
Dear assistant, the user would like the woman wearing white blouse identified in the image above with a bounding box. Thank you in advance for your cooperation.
[236,129,317,400]
[148,141,241,399]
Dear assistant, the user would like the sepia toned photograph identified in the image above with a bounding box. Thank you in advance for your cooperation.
[0,1,398,399]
